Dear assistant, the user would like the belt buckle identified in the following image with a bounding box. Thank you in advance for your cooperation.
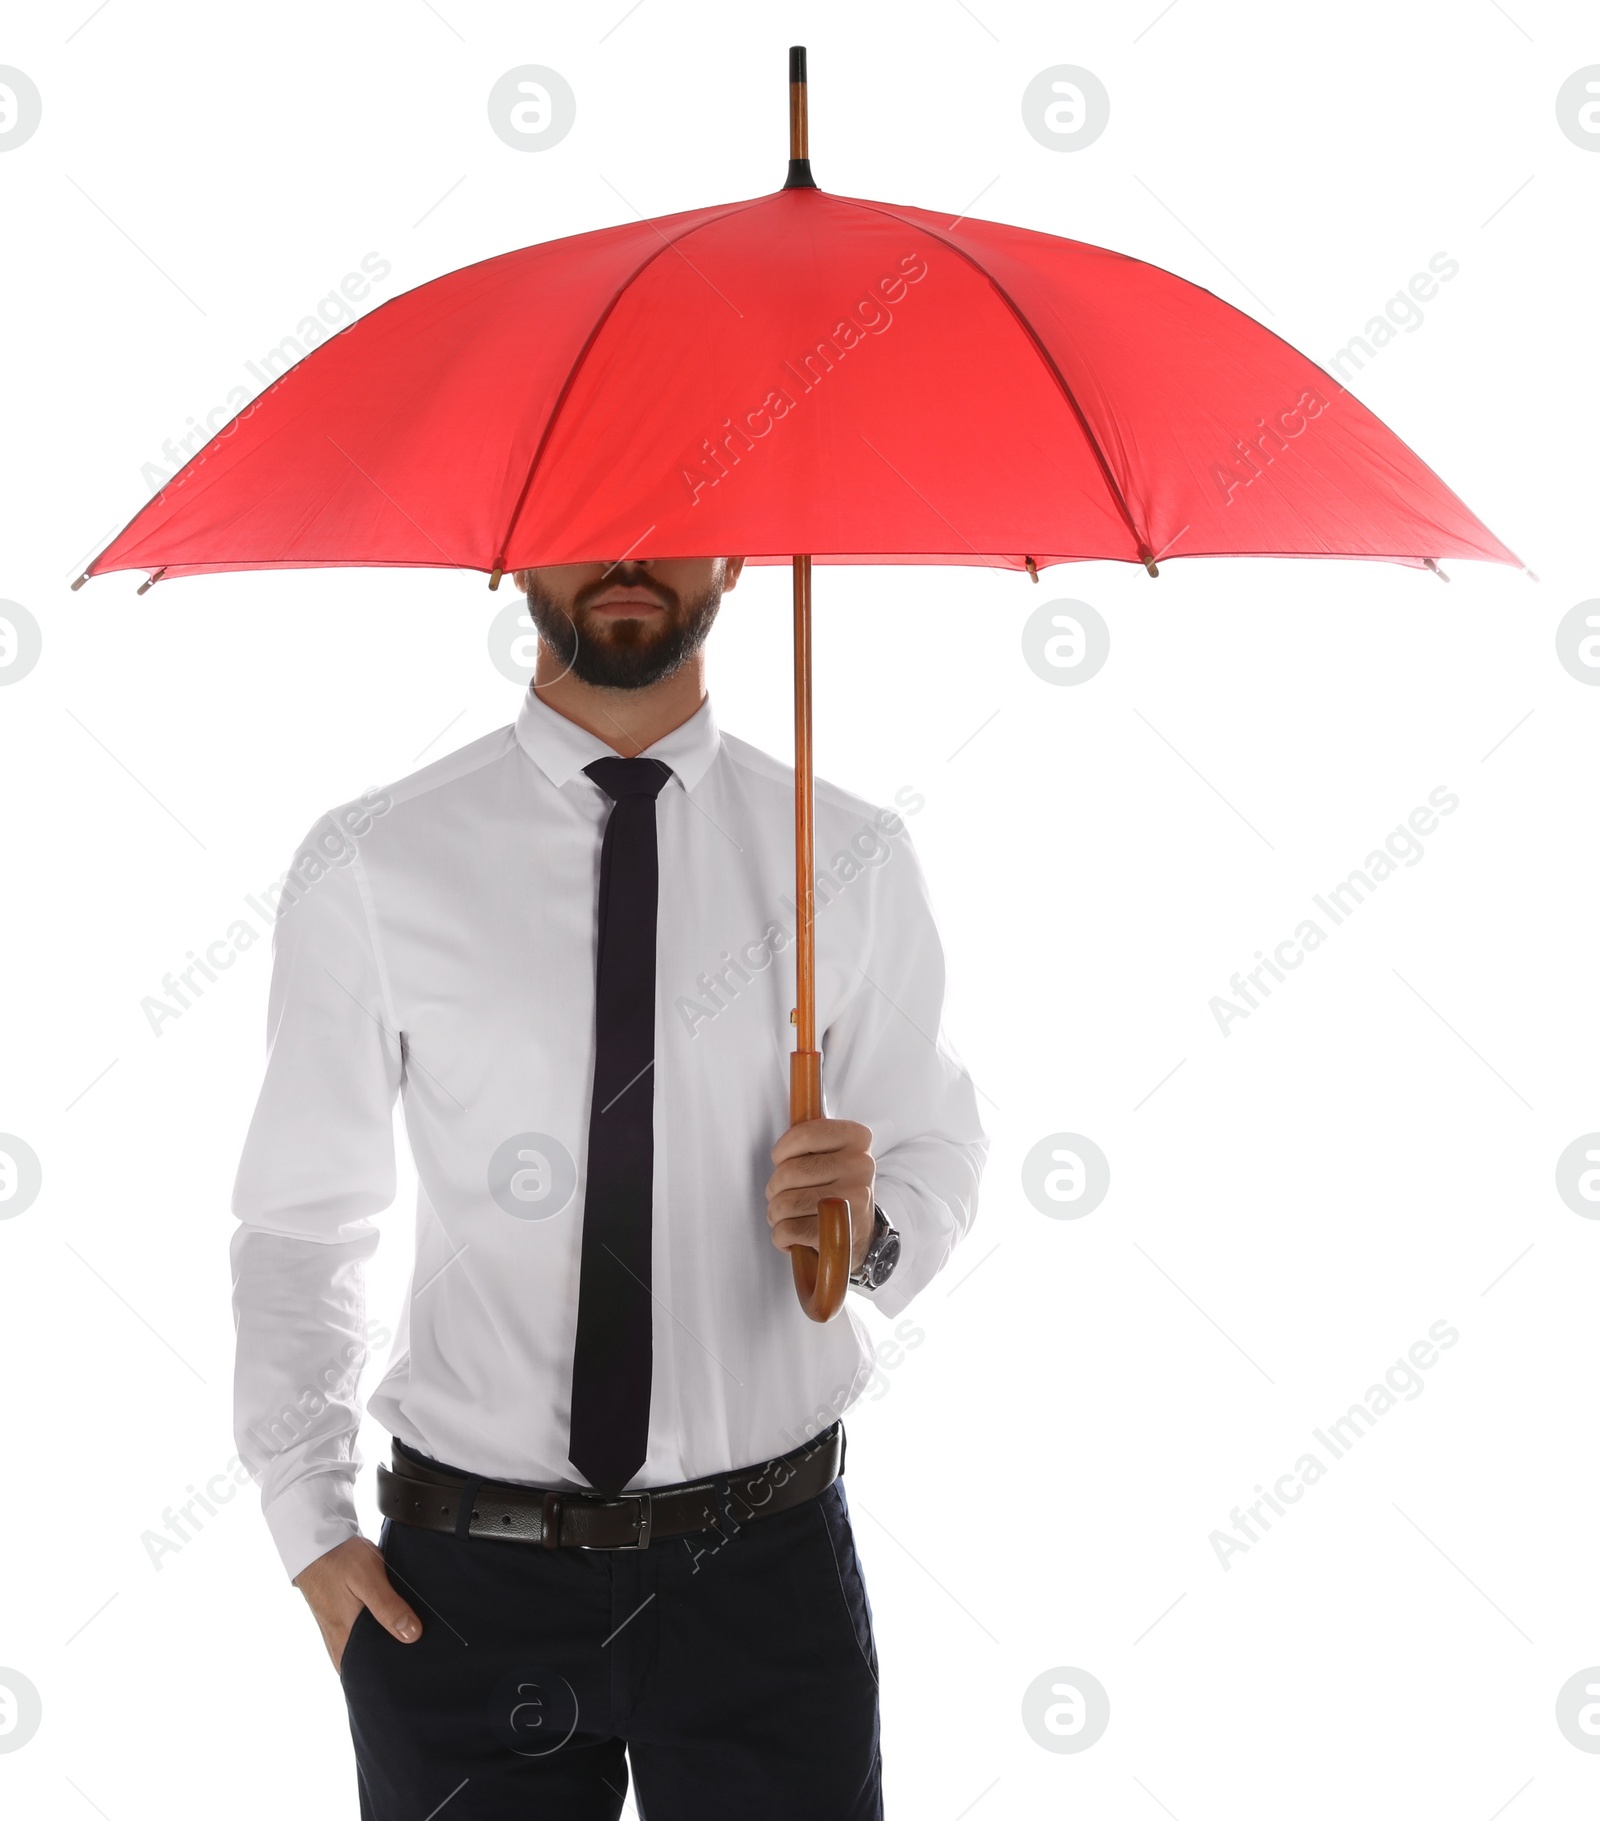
[623,1490,653,1549]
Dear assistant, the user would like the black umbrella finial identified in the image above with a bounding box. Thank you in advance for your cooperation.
[785,45,816,189]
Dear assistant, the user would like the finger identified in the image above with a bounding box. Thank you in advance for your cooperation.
[766,1185,824,1226]
[770,1119,870,1165]
[770,1118,869,1163]
[769,1213,819,1253]
[767,1149,870,1194]
[767,1171,875,1219]
[768,1143,873,1187]
[349,1563,423,1644]
[766,1165,873,1213]
[772,1196,864,1242]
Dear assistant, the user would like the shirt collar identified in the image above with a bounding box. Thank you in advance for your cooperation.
[514,685,722,795]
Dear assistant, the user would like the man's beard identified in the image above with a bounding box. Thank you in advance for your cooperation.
[523,566,724,690]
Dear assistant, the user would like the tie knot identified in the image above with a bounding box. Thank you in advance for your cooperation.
[585,756,673,802]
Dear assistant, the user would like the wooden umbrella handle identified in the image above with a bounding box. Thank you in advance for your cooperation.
[792,1197,851,1322]
[787,551,851,1323]
[789,1048,851,1323]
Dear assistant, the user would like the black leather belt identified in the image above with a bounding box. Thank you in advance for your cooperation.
[376,1424,843,1550]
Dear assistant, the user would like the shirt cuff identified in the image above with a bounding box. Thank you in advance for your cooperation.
[262,1470,363,1583]
[860,1176,949,1319]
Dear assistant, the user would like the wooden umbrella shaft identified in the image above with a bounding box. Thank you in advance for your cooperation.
[782,56,842,1318]
[789,50,808,159]
[789,553,850,1321]
[785,44,816,191]
[792,555,818,1062]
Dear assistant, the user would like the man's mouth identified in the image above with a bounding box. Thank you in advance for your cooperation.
[584,588,671,620]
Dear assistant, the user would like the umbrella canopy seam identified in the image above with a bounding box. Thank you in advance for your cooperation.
[828,192,1155,569]
[494,195,772,573]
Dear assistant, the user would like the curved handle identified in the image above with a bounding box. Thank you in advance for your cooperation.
[792,1195,851,1324]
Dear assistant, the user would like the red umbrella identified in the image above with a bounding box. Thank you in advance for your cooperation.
[78,48,1519,1319]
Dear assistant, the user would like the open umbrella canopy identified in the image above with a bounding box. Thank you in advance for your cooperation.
[77,47,1520,1323]
[82,115,1515,588]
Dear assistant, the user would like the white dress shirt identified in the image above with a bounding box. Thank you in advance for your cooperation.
[231,687,987,1580]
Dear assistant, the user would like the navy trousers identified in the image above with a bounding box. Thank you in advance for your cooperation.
[339,1477,882,1819]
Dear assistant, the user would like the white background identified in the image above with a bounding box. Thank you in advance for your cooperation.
[2,1,1597,1816]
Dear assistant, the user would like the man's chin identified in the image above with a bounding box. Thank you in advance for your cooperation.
[581,614,669,645]
[524,583,720,690]
[567,623,675,690]
[572,661,682,691]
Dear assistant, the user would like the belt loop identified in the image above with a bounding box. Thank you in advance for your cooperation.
[453,1478,480,1539]
[838,1421,847,1475]
[541,1491,562,1550]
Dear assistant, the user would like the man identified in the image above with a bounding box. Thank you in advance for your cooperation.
[231,554,986,1818]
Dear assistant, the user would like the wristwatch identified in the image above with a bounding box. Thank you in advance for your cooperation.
[850,1203,902,1293]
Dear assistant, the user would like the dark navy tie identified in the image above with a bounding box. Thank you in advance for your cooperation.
[568,755,672,1498]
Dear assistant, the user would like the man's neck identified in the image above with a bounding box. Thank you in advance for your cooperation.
[531,656,707,758]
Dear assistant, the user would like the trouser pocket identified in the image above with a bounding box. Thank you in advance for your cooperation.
[813,1481,879,1685]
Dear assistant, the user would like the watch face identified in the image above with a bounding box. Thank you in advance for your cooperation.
[877,1228,902,1278]
[861,1223,901,1289]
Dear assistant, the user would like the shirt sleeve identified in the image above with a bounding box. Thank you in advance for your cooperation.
[822,816,987,1317]
[230,814,402,1582]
